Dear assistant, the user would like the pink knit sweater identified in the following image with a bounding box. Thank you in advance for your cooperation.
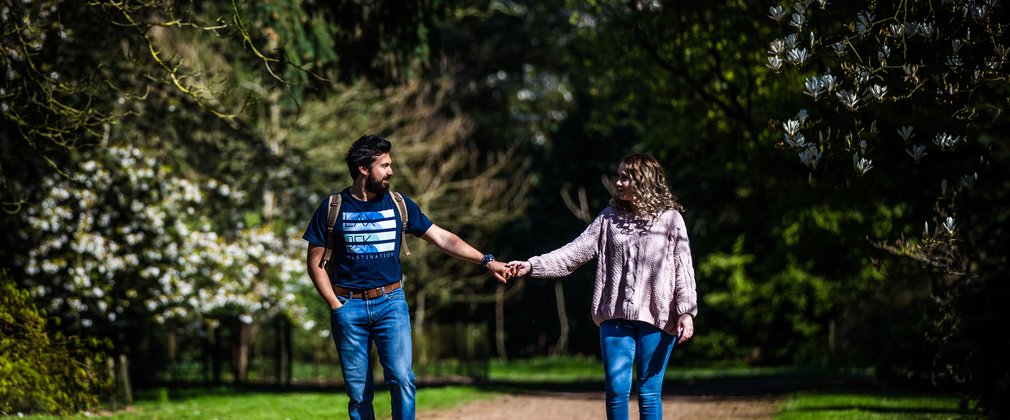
[529,207,698,335]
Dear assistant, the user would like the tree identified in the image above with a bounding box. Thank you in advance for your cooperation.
[766,0,1010,413]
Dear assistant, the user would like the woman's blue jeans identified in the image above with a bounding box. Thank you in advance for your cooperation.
[330,287,415,420]
[599,319,678,420]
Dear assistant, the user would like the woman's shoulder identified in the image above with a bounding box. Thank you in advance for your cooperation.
[660,208,686,224]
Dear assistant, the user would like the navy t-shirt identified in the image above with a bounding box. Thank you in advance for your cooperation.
[303,189,433,289]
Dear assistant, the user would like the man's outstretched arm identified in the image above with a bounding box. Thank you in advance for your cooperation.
[420,224,509,283]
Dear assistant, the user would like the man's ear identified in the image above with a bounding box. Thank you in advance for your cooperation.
[357,165,369,177]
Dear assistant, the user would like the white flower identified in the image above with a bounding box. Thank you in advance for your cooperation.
[783,119,801,137]
[789,13,805,29]
[768,39,786,55]
[799,145,822,168]
[933,133,962,151]
[836,89,860,110]
[804,76,825,100]
[795,109,809,123]
[906,144,928,163]
[868,84,887,101]
[768,5,787,22]
[902,64,920,82]
[878,46,890,65]
[943,217,956,235]
[820,74,837,92]
[767,56,784,71]
[787,48,809,65]
[832,42,848,57]
[783,34,798,49]
[784,133,807,148]
[897,126,915,142]
[853,153,873,176]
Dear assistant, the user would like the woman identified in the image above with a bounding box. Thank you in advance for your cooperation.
[506,154,697,420]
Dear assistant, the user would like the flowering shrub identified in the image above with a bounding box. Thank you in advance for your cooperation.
[19,145,312,335]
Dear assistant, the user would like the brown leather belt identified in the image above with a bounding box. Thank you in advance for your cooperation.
[332,281,402,300]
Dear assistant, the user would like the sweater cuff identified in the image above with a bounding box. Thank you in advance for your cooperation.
[676,302,698,318]
[528,256,545,277]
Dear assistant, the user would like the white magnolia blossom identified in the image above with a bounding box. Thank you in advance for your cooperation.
[767,56,784,71]
[836,89,860,110]
[783,119,801,137]
[799,145,822,168]
[943,216,956,235]
[787,48,810,65]
[897,126,916,142]
[853,153,874,176]
[820,74,838,92]
[933,133,963,150]
[907,144,928,163]
[804,76,825,99]
[868,84,887,101]
[768,5,787,22]
[789,13,806,29]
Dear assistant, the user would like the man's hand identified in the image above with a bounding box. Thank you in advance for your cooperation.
[676,313,694,344]
[486,260,510,284]
[505,261,531,278]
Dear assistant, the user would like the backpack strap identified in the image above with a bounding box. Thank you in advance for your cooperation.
[390,191,411,257]
[319,193,342,269]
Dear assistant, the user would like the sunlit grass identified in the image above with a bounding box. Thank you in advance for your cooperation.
[34,385,502,419]
[774,391,982,419]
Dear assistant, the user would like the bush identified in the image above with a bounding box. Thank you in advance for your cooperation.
[0,269,110,415]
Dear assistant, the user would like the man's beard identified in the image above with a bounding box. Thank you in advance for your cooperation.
[365,174,390,195]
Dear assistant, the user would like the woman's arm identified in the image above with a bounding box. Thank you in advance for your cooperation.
[522,210,607,278]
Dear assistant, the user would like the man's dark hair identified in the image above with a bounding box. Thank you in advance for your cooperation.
[345,134,392,181]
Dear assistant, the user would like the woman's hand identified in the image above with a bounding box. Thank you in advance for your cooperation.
[504,261,531,278]
[676,313,694,344]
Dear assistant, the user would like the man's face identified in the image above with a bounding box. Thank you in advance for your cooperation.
[363,153,393,195]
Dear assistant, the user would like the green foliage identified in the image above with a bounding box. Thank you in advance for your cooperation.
[0,270,110,415]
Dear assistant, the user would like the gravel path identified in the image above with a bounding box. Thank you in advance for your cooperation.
[419,391,779,419]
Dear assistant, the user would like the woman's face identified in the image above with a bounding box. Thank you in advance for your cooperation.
[615,162,633,201]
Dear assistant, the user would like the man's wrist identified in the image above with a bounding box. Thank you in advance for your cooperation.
[480,253,495,267]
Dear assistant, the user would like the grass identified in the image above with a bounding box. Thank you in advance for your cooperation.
[775,391,982,419]
[489,355,866,383]
[35,385,502,419]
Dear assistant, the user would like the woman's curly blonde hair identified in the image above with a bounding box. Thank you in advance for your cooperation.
[610,154,684,217]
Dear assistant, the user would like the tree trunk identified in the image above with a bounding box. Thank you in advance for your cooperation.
[552,281,570,356]
[415,290,428,363]
[233,319,254,384]
[496,283,507,361]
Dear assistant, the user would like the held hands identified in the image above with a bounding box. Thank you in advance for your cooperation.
[485,260,532,283]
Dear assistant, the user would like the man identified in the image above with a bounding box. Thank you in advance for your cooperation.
[303,134,510,419]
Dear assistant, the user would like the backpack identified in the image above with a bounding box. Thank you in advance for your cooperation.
[318,191,411,269]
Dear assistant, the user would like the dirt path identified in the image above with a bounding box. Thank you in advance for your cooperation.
[419,391,779,419]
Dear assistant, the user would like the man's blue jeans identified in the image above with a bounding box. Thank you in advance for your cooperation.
[599,319,677,420]
[330,287,415,420]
